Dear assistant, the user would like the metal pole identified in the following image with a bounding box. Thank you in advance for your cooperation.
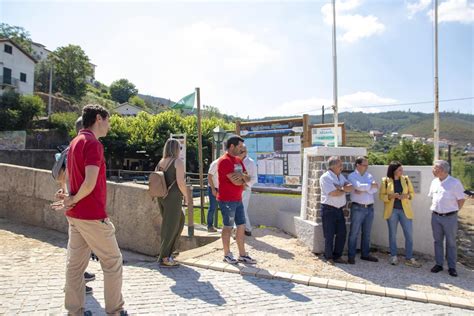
[214,141,220,228]
[332,0,339,147]
[322,105,325,124]
[196,87,205,224]
[48,65,53,117]
[447,144,452,174]
[434,0,440,160]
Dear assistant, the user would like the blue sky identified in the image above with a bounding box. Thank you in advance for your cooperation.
[1,0,473,118]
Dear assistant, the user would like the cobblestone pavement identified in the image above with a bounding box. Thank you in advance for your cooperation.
[0,219,472,315]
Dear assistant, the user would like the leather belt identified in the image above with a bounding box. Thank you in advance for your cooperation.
[432,211,458,217]
[321,204,344,210]
[352,202,373,208]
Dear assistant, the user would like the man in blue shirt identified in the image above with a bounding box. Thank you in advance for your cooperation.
[347,156,379,264]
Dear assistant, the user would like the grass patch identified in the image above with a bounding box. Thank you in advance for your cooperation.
[188,206,224,228]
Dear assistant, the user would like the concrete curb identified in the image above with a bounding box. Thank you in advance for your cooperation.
[180,258,474,311]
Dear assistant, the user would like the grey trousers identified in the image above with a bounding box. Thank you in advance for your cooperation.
[431,213,458,269]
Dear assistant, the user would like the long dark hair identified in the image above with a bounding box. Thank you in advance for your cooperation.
[387,161,402,179]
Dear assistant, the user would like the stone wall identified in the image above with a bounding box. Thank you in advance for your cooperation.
[0,163,208,256]
[0,149,57,170]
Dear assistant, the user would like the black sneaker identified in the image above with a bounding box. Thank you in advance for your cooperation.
[448,268,458,277]
[360,255,379,262]
[84,272,95,282]
[244,230,252,237]
[119,310,129,316]
[348,257,355,264]
[85,286,93,295]
[84,311,93,316]
[431,265,443,273]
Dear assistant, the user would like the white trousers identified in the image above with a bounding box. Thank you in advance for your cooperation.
[242,189,252,232]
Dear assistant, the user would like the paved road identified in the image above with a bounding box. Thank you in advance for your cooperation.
[0,219,472,315]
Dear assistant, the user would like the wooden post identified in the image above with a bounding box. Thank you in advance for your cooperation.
[186,185,194,237]
[303,114,310,148]
[196,87,205,224]
[235,120,241,135]
[341,123,346,146]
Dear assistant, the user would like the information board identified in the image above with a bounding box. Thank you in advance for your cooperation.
[238,117,309,190]
[311,126,343,147]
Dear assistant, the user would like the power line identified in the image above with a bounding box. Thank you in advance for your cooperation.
[293,96,474,115]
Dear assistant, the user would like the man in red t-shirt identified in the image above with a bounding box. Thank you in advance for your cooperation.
[217,136,257,265]
[55,105,126,316]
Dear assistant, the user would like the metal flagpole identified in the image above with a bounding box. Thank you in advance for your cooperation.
[196,87,205,224]
[332,0,339,147]
[433,0,440,160]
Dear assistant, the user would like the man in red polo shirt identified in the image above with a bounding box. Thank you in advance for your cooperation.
[56,104,126,316]
[218,135,257,265]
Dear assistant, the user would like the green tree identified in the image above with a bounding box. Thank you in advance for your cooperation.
[109,79,138,104]
[52,45,93,100]
[129,95,146,109]
[34,58,56,93]
[0,91,45,131]
[0,23,32,53]
[386,140,433,165]
[101,111,234,172]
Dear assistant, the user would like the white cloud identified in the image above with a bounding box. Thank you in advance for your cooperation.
[321,0,385,43]
[435,0,474,23]
[94,18,281,107]
[274,91,398,117]
[408,0,474,24]
[406,0,431,19]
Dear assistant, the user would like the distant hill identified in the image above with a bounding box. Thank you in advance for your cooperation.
[308,111,473,146]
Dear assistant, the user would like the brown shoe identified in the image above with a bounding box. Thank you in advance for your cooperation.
[207,226,217,233]
[333,257,348,264]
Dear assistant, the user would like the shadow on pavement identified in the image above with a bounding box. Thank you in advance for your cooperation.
[243,274,311,303]
[142,264,227,306]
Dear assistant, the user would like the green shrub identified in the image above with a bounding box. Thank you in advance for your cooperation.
[49,112,79,138]
[0,91,45,131]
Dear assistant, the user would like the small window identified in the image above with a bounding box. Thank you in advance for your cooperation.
[4,44,12,54]
[20,73,27,82]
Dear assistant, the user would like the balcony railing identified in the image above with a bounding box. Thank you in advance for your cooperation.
[0,76,20,88]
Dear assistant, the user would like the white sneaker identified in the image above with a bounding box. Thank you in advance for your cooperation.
[405,258,422,268]
[223,252,238,264]
[390,256,398,265]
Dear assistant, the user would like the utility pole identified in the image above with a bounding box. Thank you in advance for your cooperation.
[332,0,339,147]
[322,105,325,124]
[434,0,440,160]
[48,65,53,117]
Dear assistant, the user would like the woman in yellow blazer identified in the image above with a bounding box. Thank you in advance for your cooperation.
[379,161,421,268]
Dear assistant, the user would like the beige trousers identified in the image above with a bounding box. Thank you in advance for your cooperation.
[64,216,124,315]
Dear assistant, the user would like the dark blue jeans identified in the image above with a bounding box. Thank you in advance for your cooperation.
[207,186,218,228]
[348,204,374,259]
[321,204,347,260]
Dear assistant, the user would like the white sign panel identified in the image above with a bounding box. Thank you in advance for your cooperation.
[312,126,342,147]
[282,136,301,152]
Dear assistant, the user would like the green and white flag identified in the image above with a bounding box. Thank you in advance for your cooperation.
[171,92,195,110]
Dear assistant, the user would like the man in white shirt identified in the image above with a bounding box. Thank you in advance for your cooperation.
[207,158,220,232]
[239,145,258,236]
[319,156,353,264]
[429,160,465,277]
[347,156,379,264]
